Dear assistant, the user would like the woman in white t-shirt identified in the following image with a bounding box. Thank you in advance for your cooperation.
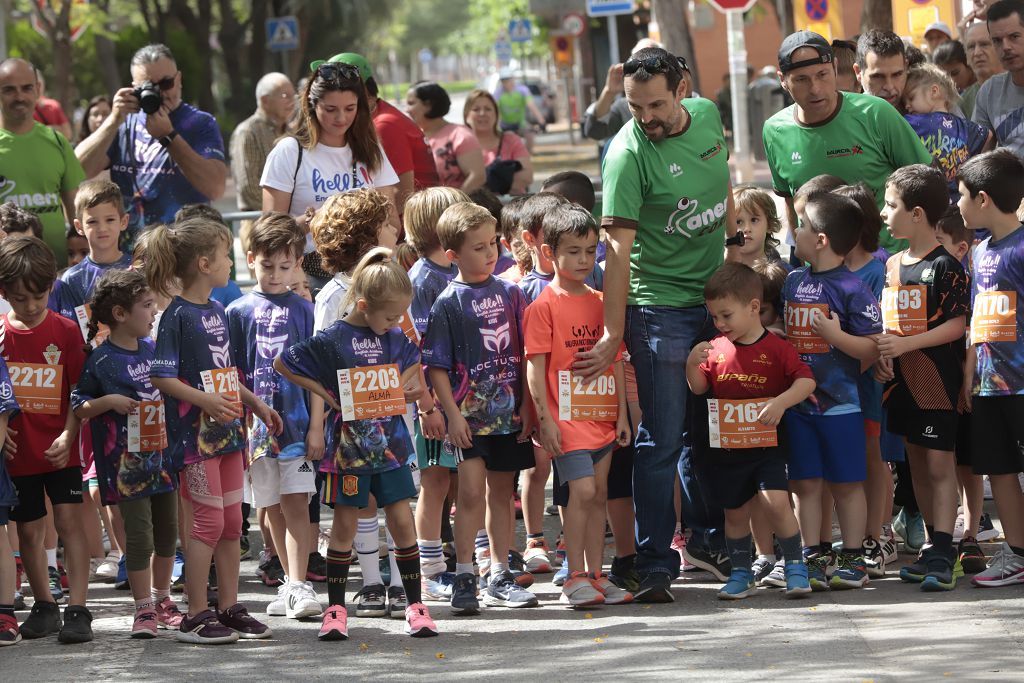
[260,59,399,287]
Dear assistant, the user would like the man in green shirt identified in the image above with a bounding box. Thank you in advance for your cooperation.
[764,31,932,255]
[0,58,83,266]
[575,46,738,602]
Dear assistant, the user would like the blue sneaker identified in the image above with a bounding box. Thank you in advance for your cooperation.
[830,553,868,589]
[553,565,570,587]
[899,547,930,583]
[449,572,479,615]
[806,554,830,592]
[717,568,755,600]
[422,571,456,601]
[784,560,811,597]
[114,556,129,590]
[894,509,926,553]
[921,551,957,592]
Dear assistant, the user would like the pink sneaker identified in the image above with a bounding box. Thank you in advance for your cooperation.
[155,596,184,629]
[404,602,438,637]
[131,608,158,639]
[672,531,695,572]
[318,605,348,641]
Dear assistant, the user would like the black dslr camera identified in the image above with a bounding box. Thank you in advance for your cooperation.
[133,81,162,115]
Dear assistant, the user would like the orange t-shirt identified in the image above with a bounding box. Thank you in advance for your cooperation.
[523,284,621,453]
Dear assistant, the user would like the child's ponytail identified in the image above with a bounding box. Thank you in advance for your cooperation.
[144,218,233,299]
[342,247,413,313]
[144,224,180,300]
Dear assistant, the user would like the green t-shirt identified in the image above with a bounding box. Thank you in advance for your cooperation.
[602,97,730,307]
[0,123,85,266]
[762,92,932,254]
[498,89,528,127]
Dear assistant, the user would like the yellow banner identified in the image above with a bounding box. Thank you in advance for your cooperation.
[793,0,844,41]
[892,0,959,47]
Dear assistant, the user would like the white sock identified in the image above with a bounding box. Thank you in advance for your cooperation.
[474,528,490,560]
[354,517,382,586]
[46,548,57,568]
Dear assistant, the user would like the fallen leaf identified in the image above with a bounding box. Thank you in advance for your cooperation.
[594,637,605,643]
[436,653,445,659]
[359,643,369,652]
[584,613,593,619]
[744,653,752,657]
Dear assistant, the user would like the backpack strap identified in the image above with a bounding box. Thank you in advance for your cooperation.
[287,137,304,215]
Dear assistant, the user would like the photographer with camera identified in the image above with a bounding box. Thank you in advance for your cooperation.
[76,43,227,251]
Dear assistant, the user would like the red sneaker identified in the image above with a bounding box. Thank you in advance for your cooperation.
[155,596,184,629]
[318,605,348,641]
[131,608,158,639]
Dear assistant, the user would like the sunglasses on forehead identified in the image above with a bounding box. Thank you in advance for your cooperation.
[623,55,688,76]
[316,62,361,83]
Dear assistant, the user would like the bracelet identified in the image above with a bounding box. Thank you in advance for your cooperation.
[418,405,437,417]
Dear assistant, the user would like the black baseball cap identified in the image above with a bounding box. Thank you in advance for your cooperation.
[778,31,834,73]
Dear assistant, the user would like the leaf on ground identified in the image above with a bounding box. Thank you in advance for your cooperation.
[436,652,445,659]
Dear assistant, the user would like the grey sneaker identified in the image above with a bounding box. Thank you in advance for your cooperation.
[450,572,480,615]
[483,570,538,608]
[387,586,407,619]
[760,558,787,587]
[752,556,775,583]
[354,583,387,618]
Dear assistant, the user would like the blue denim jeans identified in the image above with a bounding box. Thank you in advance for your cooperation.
[626,305,724,579]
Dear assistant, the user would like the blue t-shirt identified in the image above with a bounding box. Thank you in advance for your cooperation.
[782,265,882,415]
[517,266,604,303]
[281,321,419,474]
[108,103,226,245]
[972,226,1024,396]
[56,254,132,325]
[211,280,243,308]
[71,339,176,505]
[151,297,244,469]
[905,112,988,201]
[0,357,20,509]
[850,258,886,422]
[408,257,458,335]
[227,290,313,462]
[421,276,527,434]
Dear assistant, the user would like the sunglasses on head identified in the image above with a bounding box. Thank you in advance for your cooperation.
[316,63,361,83]
[623,55,687,77]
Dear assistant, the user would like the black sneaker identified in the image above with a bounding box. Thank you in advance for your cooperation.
[751,556,775,583]
[20,601,61,639]
[57,605,93,644]
[609,554,641,593]
[863,536,886,578]
[682,546,731,581]
[239,535,251,561]
[635,572,674,603]
[259,555,285,587]
[307,551,327,582]
[450,572,480,615]
[353,583,387,617]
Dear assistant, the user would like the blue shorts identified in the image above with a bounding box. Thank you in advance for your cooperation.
[857,372,883,422]
[322,467,417,509]
[880,410,906,463]
[784,411,867,483]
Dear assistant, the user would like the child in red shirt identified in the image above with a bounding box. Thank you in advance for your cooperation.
[524,204,631,608]
[686,262,816,600]
[0,236,89,641]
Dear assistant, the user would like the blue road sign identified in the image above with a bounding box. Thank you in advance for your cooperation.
[508,18,533,43]
[585,0,636,17]
[495,40,513,63]
[266,16,299,52]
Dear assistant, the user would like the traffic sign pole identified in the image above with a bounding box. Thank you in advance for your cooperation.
[726,8,752,182]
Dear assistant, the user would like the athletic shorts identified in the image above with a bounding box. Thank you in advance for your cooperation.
[885,404,957,452]
[414,419,460,470]
[322,466,417,509]
[857,373,884,423]
[248,455,317,508]
[552,444,613,483]
[309,472,323,522]
[694,447,789,510]
[970,396,1024,476]
[784,411,867,483]
[955,410,972,467]
[0,505,8,525]
[553,441,634,506]
[459,433,535,472]
[9,467,84,523]
[880,410,907,463]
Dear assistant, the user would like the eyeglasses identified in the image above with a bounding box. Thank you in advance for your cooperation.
[623,55,687,76]
[316,63,361,83]
[135,73,177,91]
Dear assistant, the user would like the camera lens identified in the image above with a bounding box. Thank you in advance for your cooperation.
[134,82,162,115]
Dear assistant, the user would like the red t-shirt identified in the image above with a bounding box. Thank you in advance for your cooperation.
[33,98,69,127]
[699,330,813,400]
[373,99,439,191]
[523,284,622,453]
[2,311,85,477]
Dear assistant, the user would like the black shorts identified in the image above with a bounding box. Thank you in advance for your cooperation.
[955,411,972,467]
[308,471,323,523]
[460,433,535,472]
[553,442,635,507]
[0,505,8,525]
[693,448,788,510]
[10,467,84,523]
[886,404,957,452]
[971,396,1024,475]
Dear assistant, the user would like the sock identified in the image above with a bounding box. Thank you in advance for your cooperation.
[455,562,474,576]
[757,553,773,564]
[386,530,402,588]
[46,548,57,568]
[926,524,935,542]
[1011,545,1024,557]
[726,534,753,573]
[134,597,155,611]
[418,538,444,576]
[326,548,353,607]
[354,518,382,586]
[841,545,864,556]
[490,562,508,576]
[0,605,14,619]
[932,531,953,554]
[802,545,817,559]
[819,541,831,555]
[778,533,803,563]
[394,544,422,605]
[674,522,682,534]
[527,532,544,546]
[152,588,169,602]
[474,529,490,559]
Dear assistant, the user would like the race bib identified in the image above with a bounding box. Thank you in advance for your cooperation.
[881,285,927,336]
[557,369,618,422]
[397,310,419,345]
[337,363,406,422]
[8,363,63,415]
[127,399,168,452]
[972,291,1017,344]
[708,398,778,449]
[200,367,243,415]
[74,304,109,347]
[786,303,830,354]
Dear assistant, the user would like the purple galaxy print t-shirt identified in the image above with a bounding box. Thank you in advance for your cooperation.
[421,276,527,434]
[971,226,1024,396]
[151,297,245,469]
[517,266,604,304]
[71,339,176,505]
[0,357,19,510]
[227,290,313,463]
[409,258,458,335]
[282,321,419,475]
[905,112,988,201]
[56,253,132,325]
[783,265,883,415]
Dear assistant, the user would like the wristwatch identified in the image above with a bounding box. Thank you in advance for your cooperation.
[158,130,179,148]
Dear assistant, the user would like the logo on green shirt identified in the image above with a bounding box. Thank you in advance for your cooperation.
[665,196,727,238]
[825,145,864,159]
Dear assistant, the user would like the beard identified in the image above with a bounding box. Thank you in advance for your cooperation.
[638,108,682,142]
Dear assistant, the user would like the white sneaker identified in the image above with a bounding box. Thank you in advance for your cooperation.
[95,552,120,581]
[317,529,331,557]
[266,583,288,616]
[89,557,103,581]
[984,476,993,500]
[880,527,898,565]
[286,581,323,619]
[953,513,966,542]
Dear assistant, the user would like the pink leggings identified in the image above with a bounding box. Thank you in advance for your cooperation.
[179,450,244,549]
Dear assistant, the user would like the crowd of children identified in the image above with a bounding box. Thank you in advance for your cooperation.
[0,144,1022,648]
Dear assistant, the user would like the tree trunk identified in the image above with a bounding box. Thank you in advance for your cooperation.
[167,0,216,115]
[217,0,247,123]
[774,0,794,35]
[861,0,893,32]
[650,0,700,93]
[94,34,122,95]
[32,0,75,114]
[247,0,269,85]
